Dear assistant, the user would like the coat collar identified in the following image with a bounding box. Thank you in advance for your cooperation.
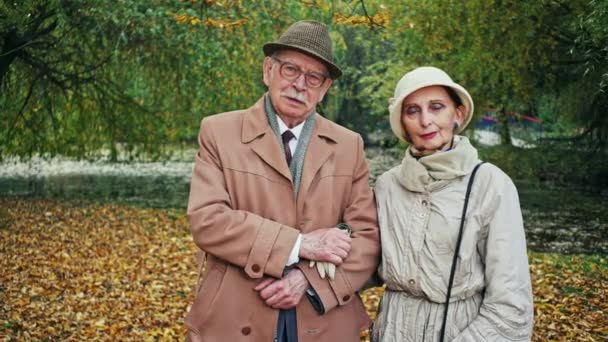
[296,116,336,214]
[241,95,339,192]
[241,97,272,143]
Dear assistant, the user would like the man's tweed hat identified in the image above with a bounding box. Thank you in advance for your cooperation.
[263,20,342,79]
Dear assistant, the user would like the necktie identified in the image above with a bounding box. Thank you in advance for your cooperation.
[282,130,295,165]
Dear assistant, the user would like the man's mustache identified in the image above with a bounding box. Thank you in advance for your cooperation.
[281,91,308,106]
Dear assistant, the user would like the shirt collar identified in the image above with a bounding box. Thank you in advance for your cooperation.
[276,115,305,140]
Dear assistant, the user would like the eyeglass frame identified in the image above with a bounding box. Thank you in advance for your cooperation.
[270,57,330,89]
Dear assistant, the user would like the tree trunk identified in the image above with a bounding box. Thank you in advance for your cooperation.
[0,30,20,87]
[498,107,512,145]
[337,93,369,145]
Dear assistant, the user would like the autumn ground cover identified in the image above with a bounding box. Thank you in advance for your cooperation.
[0,198,606,341]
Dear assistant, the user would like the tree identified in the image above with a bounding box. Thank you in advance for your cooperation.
[3,0,605,159]
[553,0,608,149]
[0,1,181,159]
[0,0,363,159]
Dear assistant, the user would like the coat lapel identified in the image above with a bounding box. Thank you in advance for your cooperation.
[242,97,292,182]
[296,115,336,214]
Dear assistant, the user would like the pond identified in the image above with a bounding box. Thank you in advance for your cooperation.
[1,152,606,255]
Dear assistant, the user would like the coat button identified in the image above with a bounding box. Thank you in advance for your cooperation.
[408,279,416,286]
[241,326,251,335]
[251,264,260,272]
[421,200,428,206]
[342,295,350,302]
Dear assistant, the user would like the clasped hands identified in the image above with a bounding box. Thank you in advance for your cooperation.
[254,226,351,309]
[301,225,351,281]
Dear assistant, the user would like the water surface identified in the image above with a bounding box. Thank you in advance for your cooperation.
[1,155,605,255]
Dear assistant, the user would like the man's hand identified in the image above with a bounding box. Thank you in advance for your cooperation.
[254,269,309,310]
[299,228,351,265]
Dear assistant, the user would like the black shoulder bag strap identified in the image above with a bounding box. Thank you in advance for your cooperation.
[439,161,485,342]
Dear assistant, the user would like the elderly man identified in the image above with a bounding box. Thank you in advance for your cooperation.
[185,20,379,342]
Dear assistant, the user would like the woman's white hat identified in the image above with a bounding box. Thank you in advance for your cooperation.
[388,66,474,142]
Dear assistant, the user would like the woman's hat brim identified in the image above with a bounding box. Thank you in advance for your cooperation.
[388,69,474,142]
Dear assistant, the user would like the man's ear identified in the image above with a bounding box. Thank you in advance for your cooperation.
[262,57,273,87]
[317,79,333,103]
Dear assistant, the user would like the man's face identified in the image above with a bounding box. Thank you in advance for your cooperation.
[263,50,332,127]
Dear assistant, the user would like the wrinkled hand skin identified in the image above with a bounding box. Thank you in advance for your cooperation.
[254,269,309,310]
[299,228,351,265]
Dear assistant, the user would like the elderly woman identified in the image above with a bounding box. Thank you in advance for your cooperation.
[371,67,533,341]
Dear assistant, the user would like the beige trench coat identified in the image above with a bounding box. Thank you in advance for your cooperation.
[372,163,533,341]
[185,97,380,341]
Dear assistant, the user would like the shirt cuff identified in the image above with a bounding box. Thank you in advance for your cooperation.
[285,234,301,266]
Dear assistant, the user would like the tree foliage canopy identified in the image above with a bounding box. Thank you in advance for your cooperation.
[1,0,606,159]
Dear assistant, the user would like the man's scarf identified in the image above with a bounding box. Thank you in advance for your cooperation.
[264,94,316,196]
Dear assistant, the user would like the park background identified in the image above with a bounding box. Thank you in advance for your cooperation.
[0,0,606,341]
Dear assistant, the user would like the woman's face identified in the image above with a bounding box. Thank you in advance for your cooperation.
[401,86,465,152]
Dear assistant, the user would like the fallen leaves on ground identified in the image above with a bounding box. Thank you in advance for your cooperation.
[528,253,607,341]
[0,198,605,341]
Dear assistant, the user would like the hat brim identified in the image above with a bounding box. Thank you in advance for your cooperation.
[389,81,474,142]
[263,42,342,79]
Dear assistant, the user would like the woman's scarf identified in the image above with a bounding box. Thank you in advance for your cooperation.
[398,136,479,193]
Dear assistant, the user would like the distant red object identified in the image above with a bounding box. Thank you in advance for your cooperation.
[483,108,542,123]
[481,115,498,123]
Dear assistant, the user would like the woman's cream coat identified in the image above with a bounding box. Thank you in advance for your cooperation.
[372,139,533,341]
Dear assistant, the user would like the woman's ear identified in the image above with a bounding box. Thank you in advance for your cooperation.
[455,105,466,128]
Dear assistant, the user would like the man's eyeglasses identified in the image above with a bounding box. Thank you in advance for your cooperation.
[271,57,329,88]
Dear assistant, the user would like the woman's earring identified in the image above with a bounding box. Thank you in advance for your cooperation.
[453,122,459,132]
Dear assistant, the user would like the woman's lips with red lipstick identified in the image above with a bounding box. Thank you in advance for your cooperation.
[420,132,437,140]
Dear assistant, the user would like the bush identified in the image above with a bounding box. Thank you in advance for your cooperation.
[477,142,608,190]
